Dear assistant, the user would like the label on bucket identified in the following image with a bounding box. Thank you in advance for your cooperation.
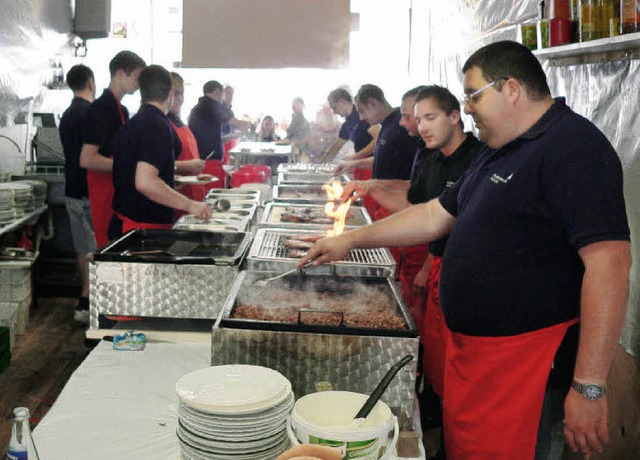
[309,435,386,459]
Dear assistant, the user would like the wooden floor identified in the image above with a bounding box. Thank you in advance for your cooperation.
[0,296,95,457]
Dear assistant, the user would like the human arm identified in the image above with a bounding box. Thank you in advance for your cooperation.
[299,198,455,267]
[135,161,212,220]
[79,144,113,173]
[175,159,205,175]
[413,253,432,294]
[563,240,631,458]
[341,179,411,212]
[229,117,251,132]
[335,156,374,175]
[349,136,377,160]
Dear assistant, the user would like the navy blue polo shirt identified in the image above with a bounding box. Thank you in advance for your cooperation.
[59,97,91,199]
[372,108,419,180]
[188,96,233,161]
[409,134,482,256]
[339,106,372,153]
[83,89,129,158]
[438,98,629,337]
[112,104,179,224]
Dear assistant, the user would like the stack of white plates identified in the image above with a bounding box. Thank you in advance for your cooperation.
[0,185,15,224]
[175,365,294,460]
[6,182,32,217]
[21,180,47,211]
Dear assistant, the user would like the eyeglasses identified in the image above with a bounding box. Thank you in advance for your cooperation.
[462,78,507,106]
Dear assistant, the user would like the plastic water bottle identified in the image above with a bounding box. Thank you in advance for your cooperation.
[6,407,39,460]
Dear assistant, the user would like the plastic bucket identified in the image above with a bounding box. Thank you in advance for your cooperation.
[287,391,399,460]
[239,164,272,178]
[229,169,269,188]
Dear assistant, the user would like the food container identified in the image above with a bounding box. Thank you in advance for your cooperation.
[288,391,399,460]
[88,230,252,329]
[277,163,337,174]
[230,169,270,187]
[230,142,294,168]
[173,214,250,233]
[259,202,372,231]
[212,270,419,422]
[273,184,332,204]
[276,172,349,186]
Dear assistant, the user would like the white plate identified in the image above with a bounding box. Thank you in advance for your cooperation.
[176,175,219,185]
[176,365,292,415]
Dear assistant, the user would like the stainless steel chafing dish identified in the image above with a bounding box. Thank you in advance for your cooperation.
[272,184,331,204]
[277,163,337,174]
[173,214,250,233]
[88,229,252,329]
[245,228,395,278]
[276,172,349,186]
[204,188,261,202]
[259,202,372,231]
[211,270,418,422]
[229,142,294,168]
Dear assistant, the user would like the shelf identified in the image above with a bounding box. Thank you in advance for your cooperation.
[534,31,640,65]
[0,205,48,237]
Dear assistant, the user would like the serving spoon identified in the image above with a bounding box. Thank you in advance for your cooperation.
[253,262,313,288]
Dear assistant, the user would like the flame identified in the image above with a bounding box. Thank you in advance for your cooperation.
[322,180,352,237]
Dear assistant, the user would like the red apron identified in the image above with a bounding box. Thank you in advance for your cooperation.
[399,244,430,328]
[87,170,114,249]
[171,122,206,208]
[116,212,173,234]
[202,160,226,193]
[443,318,578,460]
[422,256,448,396]
[223,138,239,164]
[354,167,377,217]
[373,206,401,266]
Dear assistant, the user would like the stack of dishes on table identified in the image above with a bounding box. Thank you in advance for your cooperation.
[7,182,32,217]
[22,179,47,211]
[0,184,15,224]
[175,364,294,460]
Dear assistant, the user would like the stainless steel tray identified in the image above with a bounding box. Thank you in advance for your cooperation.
[259,202,371,230]
[277,163,337,174]
[272,185,330,204]
[276,172,348,185]
[204,188,261,201]
[245,228,395,278]
[173,214,250,233]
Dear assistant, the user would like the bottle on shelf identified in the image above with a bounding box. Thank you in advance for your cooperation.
[601,0,619,36]
[620,0,640,33]
[571,0,581,41]
[6,407,40,460]
[580,0,603,41]
[538,0,551,48]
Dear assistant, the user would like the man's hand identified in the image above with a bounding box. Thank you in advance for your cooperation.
[563,389,609,459]
[335,160,356,175]
[340,180,373,202]
[176,159,206,175]
[297,233,353,268]
[413,266,430,296]
[189,201,212,221]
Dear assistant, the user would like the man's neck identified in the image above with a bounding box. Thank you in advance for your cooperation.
[74,89,94,103]
[440,129,467,156]
[378,104,394,123]
[510,97,555,142]
[107,83,125,102]
[147,100,169,115]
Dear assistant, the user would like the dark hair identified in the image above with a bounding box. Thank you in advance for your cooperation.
[109,50,146,77]
[328,88,352,105]
[355,84,386,106]
[139,65,172,103]
[415,85,463,128]
[203,80,223,94]
[66,65,94,92]
[462,41,551,100]
[402,85,429,101]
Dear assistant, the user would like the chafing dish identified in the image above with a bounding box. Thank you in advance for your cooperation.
[211,270,419,422]
[229,142,293,168]
[277,163,337,174]
[245,228,395,278]
[272,185,330,204]
[276,172,348,186]
[88,230,252,329]
[204,188,261,202]
[173,214,250,233]
[259,202,371,231]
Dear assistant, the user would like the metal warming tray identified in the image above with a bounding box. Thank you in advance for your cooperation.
[173,214,250,233]
[212,270,419,423]
[277,163,337,174]
[204,188,261,202]
[259,202,372,231]
[245,228,395,278]
[88,230,253,329]
[272,185,331,204]
[230,142,293,168]
[276,172,349,185]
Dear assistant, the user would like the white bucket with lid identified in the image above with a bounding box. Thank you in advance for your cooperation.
[287,391,399,460]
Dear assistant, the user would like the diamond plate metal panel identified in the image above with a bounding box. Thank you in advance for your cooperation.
[89,261,237,329]
[211,328,419,427]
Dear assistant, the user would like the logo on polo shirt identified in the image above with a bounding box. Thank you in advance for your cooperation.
[489,173,513,184]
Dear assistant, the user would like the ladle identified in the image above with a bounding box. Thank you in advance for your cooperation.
[210,198,231,213]
[353,354,414,422]
[253,262,313,288]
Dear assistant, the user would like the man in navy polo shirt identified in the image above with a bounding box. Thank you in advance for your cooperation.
[59,64,96,323]
[112,65,211,234]
[321,88,373,163]
[301,41,630,460]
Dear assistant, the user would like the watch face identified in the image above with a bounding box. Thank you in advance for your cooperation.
[584,384,604,400]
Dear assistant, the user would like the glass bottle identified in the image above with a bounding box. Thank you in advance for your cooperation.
[580,0,601,40]
[620,0,640,33]
[571,0,581,41]
[601,0,618,36]
[538,0,551,48]
[6,407,40,460]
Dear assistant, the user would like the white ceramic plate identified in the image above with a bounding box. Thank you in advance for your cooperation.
[176,175,219,185]
[176,365,292,414]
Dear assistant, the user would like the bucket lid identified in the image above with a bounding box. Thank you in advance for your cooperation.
[292,391,392,433]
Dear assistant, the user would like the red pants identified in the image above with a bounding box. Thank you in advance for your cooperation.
[354,168,377,217]
[399,244,429,329]
[87,170,113,249]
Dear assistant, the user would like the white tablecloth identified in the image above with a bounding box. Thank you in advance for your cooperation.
[33,341,425,459]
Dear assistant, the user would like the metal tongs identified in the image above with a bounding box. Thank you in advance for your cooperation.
[253,261,313,288]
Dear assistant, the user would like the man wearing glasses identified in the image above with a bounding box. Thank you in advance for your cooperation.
[300,41,630,459]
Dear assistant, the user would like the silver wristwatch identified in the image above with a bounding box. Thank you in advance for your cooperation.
[572,380,606,401]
